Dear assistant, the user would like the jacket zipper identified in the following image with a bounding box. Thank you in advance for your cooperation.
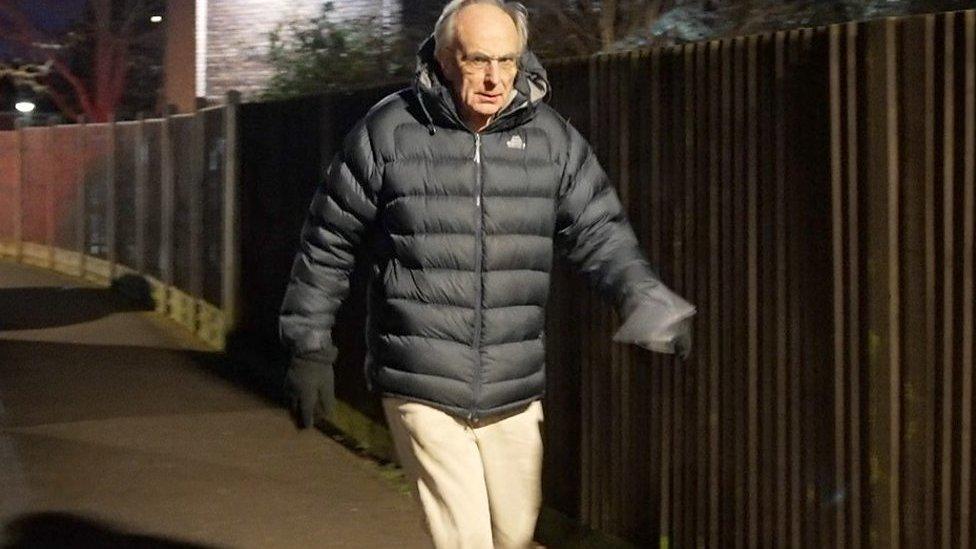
[470,133,484,423]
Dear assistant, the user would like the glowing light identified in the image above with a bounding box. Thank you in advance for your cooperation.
[150,15,162,23]
[14,101,35,113]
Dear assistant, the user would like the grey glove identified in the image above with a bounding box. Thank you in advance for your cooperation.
[286,347,338,429]
[613,282,696,360]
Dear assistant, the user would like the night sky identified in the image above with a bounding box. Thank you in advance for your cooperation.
[14,0,87,31]
[0,0,88,60]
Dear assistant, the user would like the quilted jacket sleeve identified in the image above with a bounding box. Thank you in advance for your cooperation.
[279,121,379,356]
[554,121,696,355]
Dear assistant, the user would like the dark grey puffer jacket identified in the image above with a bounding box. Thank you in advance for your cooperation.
[280,39,693,420]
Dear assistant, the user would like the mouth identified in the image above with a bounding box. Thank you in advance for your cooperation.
[476,92,502,102]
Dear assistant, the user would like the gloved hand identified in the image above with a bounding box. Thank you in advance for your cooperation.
[285,347,338,429]
[613,283,696,360]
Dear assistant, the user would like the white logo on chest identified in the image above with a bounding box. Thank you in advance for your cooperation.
[506,134,526,150]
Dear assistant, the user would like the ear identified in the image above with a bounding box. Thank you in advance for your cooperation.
[435,48,458,82]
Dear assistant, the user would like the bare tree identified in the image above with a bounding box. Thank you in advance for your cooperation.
[0,0,163,122]
[529,0,670,58]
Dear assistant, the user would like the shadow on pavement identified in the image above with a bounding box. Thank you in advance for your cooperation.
[0,339,287,427]
[1,512,221,548]
[0,275,155,331]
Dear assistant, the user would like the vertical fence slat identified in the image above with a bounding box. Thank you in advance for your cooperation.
[682,40,693,541]
[76,118,87,270]
[607,50,622,537]
[223,91,242,335]
[706,38,722,549]
[15,120,24,256]
[941,12,957,549]
[829,23,848,549]
[619,50,635,539]
[858,17,905,549]
[633,48,662,546]
[843,21,864,549]
[772,29,791,548]
[14,119,25,258]
[899,14,939,549]
[189,111,205,301]
[676,43,688,544]
[960,11,975,549]
[44,120,55,265]
[922,15,939,548]
[580,53,595,531]
[160,111,175,288]
[691,39,709,547]
[788,32,804,546]
[745,35,761,549]
[135,114,148,273]
[651,45,673,548]
[107,118,117,275]
[595,51,609,533]
[733,35,750,549]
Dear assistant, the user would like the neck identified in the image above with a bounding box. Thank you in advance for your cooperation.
[465,113,493,133]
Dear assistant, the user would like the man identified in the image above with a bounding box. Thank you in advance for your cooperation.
[279,1,696,547]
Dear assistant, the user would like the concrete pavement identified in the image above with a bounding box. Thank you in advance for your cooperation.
[0,260,430,548]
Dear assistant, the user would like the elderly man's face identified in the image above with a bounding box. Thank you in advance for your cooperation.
[438,4,521,132]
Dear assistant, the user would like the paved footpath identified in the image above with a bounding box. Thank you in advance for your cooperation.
[0,260,430,548]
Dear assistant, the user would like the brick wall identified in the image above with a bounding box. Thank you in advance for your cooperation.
[205,0,401,100]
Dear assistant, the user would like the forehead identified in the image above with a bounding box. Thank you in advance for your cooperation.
[454,4,520,54]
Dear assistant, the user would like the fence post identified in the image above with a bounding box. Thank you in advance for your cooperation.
[13,118,24,261]
[106,115,117,279]
[76,115,87,276]
[134,112,147,273]
[45,116,57,268]
[160,106,176,295]
[221,90,242,338]
[189,109,204,302]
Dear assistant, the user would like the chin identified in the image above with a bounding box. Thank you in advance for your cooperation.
[471,105,501,116]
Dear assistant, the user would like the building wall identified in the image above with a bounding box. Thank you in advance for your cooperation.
[163,0,197,113]
[205,0,400,100]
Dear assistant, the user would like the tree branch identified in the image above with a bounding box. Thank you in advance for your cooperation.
[623,0,665,43]
[535,2,599,56]
[108,41,130,108]
[599,0,617,50]
[47,56,96,118]
[42,85,80,121]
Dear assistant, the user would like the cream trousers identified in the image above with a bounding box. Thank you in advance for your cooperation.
[382,397,544,549]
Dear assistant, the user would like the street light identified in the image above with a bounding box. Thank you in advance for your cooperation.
[150,15,162,23]
[14,101,35,113]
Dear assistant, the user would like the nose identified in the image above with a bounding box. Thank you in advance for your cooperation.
[483,62,500,87]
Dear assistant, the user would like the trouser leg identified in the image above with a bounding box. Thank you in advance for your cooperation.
[474,400,544,549]
[382,397,493,549]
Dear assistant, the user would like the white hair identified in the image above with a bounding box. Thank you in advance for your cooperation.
[433,0,529,57]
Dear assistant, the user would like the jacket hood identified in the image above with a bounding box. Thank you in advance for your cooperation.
[412,35,551,133]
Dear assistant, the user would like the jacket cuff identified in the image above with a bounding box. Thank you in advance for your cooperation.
[284,329,335,359]
[293,346,338,363]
